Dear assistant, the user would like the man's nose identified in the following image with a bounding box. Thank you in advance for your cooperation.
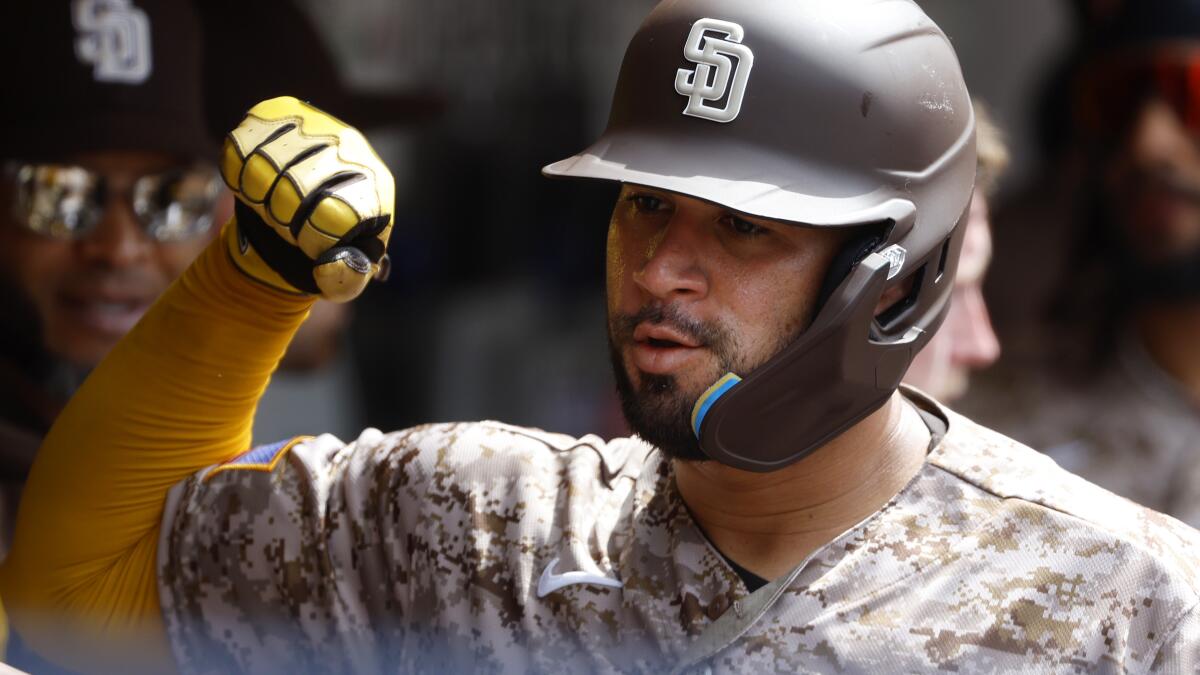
[78,197,154,268]
[951,287,1000,367]
[631,213,709,301]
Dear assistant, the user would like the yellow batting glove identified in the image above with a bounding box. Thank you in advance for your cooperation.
[220,96,394,303]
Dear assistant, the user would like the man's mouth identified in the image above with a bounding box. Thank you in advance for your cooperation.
[633,323,701,347]
[630,322,704,374]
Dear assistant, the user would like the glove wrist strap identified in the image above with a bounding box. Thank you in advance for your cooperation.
[234,200,321,294]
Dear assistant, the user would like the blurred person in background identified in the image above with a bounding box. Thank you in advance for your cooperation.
[966,0,1200,526]
[903,104,1007,402]
[0,0,223,563]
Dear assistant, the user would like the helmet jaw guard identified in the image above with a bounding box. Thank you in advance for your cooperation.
[545,0,977,472]
[695,205,969,472]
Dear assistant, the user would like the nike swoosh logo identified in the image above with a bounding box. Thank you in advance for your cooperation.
[537,557,623,598]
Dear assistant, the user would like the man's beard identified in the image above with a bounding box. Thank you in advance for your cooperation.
[608,304,793,463]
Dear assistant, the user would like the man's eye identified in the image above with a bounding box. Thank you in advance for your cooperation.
[628,194,666,213]
[725,215,767,237]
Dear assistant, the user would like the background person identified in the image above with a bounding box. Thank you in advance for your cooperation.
[0,0,222,562]
[963,0,1200,526]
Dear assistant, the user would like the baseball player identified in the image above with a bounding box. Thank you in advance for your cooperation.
[5,1,1200,673]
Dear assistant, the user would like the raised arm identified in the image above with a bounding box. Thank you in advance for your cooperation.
[0,97,393,673]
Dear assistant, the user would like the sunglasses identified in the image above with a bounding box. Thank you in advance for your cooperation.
[5,161,224,242]
[1076,49,1200,138]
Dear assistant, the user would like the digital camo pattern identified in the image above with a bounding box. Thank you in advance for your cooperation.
[964,336,1200,528]
[158,397,1200,674]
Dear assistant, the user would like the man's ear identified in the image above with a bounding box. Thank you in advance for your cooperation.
[874,274,916,317]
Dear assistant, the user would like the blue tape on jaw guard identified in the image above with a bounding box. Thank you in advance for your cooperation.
[690,373,743,438]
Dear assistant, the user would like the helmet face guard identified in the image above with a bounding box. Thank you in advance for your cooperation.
[545,0,976,471]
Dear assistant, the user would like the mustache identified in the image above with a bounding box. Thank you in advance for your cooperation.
[610,303,727,348]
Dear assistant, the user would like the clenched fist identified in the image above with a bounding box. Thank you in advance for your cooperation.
[220,96,394,302]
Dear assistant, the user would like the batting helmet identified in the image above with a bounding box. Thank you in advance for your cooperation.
[545,0,976,471]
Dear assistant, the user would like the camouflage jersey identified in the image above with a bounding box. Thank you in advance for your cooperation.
[157,392,1200,674]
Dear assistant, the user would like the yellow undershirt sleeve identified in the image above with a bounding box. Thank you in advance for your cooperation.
[0,224,314,673]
